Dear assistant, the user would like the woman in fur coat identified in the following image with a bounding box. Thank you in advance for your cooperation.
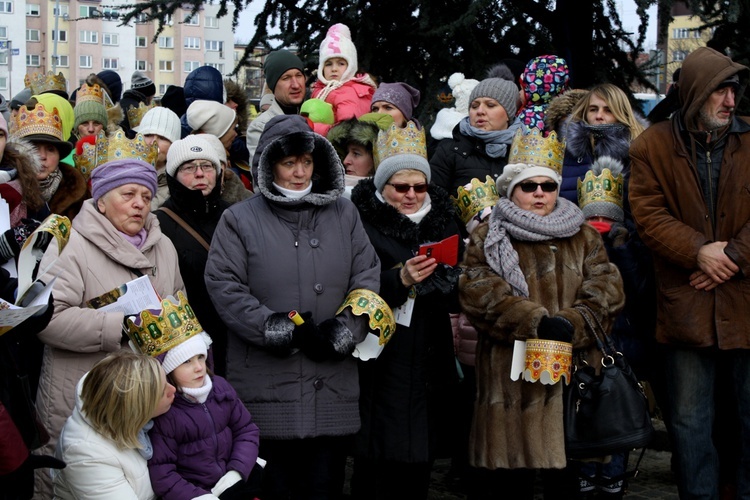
[459,129,624,500]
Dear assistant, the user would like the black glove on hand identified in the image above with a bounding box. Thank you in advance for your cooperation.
[414,264,462,296]
[607,222,630,248]
[300,318,354,362]
[291,311,316,349]
[264,311,303,357]
[0,219,42,263]
[537,316,574,343]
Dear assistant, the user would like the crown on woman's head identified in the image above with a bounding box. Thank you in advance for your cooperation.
[24,71,67,96]
[507,128,566,174]
[74,129,158,179]
[452,176,500,224]
[126,291,204,357]
[374,121,427,167]
[13,103,64,141]
[76,83,105,106]
[127,101,156,129]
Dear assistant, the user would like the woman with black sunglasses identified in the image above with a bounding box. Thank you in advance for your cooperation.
[349,122,464,499]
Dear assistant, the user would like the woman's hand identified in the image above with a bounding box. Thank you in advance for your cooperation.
[400,255,437,287]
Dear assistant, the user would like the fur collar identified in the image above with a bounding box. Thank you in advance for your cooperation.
[563,119,632,162]
[49,163,88,215]
[1,136,45,211]
[351,178,458,244]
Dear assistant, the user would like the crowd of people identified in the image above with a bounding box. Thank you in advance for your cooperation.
[0,21,747,500]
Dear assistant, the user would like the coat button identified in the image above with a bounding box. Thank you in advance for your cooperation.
[313,379,324,390]
[314,283,324,294]
[310,238,320,248]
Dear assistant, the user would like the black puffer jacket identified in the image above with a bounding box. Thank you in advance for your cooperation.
[180,66,225,138]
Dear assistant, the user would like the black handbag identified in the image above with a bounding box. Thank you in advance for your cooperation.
[563,304,654,459]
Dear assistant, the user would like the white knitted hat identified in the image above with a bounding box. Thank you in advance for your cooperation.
[448,73,481,115]
[186,100,236,138]
[197,133,228,167]
[161,332,213,375]
[316,23,358,85]
[166,134,222,177]
[133,106,181,143]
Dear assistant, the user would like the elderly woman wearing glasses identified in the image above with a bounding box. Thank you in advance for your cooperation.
[155,134,231,376]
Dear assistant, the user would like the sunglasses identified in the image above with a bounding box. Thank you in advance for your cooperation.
[387,183,428,194]
[518,181,558,193]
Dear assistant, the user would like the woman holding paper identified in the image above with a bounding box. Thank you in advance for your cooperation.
[458,128,624,500]
[349,123,463,499]
[33,158,184,497]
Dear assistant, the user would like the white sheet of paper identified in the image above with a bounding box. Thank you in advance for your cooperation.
[510,340,527,381]
[393,296,415,327]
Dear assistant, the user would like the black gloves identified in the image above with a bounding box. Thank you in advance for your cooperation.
[414,264,462,296]
[537,316,574,343]
[607,222,630,248]
[0,219,42,263]
[299,318,354,362]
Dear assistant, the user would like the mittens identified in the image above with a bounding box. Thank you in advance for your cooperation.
[264,312,297,357]
[537,316,574,343]
[300,98,334,125]
[298,318,354,362]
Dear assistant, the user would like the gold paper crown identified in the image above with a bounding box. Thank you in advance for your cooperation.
[126,291,204,357]
[374,121,427,167]
[24,71,67,96]
[452,176,500,224]
[127,101,156,129]
[507,128,566,175]
[13,103,64,141]
[577,158,624,211]
[74,128,159,179]
[75,83,105,106]
[336,289,396,346]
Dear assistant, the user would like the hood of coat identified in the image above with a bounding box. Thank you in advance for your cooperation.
[224,79,249,134]
[1,136,45,211]
[351,178,458,243]
[184,66,225,107]
[564,118,633,162]
[544,89,588,135]
[678,47,749,131]
[256,118,345,206]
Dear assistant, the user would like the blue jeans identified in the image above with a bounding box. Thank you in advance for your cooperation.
[664,346,750,499]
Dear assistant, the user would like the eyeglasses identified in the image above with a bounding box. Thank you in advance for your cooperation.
[518,181,558,193]
[387,183,428,194]
[179,162,216,174]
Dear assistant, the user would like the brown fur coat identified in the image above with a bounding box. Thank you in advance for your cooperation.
[459,221,624,469]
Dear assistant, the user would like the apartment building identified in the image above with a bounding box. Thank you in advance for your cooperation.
[0,0,29,97]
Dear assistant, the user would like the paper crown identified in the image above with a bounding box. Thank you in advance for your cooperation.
[577,156,625,211]
[13,103,64,141]
[374,121,427,167]
[126,291,205,357]
[452,176,500,224]
[76,83,105,106]
[127,101,156,129]
[24,71,67,96]
[336,289,396,346]
[74,128,159,179]
[507,128,565,175]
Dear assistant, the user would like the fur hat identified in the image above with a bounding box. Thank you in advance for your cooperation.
[133,107,181,144]
[317,23,358,85]
[130,71,155,97]
[97,70,122,104]
[90,159,157,202]
[264,50,305,92]
[543,89,589,135]
[327,117,380,160]
[166,135,221,177]
[73,100,108,130]
[469,77,519,119]
[186,100,236,138]
[161,332,212,375]
[373,122,430,193]
[372,82,421,124]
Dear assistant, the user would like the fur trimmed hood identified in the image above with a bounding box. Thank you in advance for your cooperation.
[224,79,249,137]
[327,118,379,160]
[544,89,588,135]
[256,115,344,206]
[351,178,458,243]
[1,136,45,212]
[563,119,633,162]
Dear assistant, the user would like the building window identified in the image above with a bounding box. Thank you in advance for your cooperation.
[0,52,7,65]
[672,28,690,39]
[205,16,218,28]
[53,5,68,17]
[26,54,41,66]
[164,14,173,25]
[136,12,149,23]
[79,5,99,18]
[102,33,119,46]
[80,55,92,68]
[102,58,118,69]
[0,77,7,90]
[25,3,39,15]
[26,29,40,42]
[56,54,68,67]
[80,30,98,44]
[135,60,147,71]
[184,61,200,73]
[51,30,67,42]
[159,60,173,72]
[0,26,6,38]
[205,40,223,52]
[183,36,200,49]
[183,13,199,25]
[158,36,173,49]
[0,2,12,13]
[673,50,688,62]
[158,84,168,95]
[136,36,147,47]
[102,7,119,21]
[206,62,224,73]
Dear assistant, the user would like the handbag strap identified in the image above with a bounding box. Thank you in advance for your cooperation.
[157,207,211,252]
[573,303,617,357]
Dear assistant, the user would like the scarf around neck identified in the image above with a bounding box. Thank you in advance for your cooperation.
[181,374,213,404]
[459,117,525,158]
[484,196,585,297]
[39,167,63,202]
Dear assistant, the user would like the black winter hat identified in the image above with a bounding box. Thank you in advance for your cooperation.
[97,70,122,103]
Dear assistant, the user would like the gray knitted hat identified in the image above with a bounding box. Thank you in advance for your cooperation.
[374,155,431,193]
[469,77,519,119]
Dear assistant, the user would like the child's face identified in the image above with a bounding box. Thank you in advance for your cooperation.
[172,354,207,389]
[323,57,348,81]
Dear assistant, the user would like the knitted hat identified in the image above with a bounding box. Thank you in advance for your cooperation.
[449,73,481,115]
[373,122,430,193]
[161,332,212,375]
[10,87,32,110]
[130,71,155,97]
[259,93,274,110]
[160,85,187,118]
[197,133,228,168]
[33,92,75,141]
[264,50,305,92]
[317,23,358,85]
[519,55,570,132]
[73,100,108,130]
[90,159,158,202]
[186,100,236,138]
[97,70,122,104]
[372,83,421,124]
[133,107,181,143]
[166,134,221,177]
[578,156,625,223]
[469,77,519,119]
